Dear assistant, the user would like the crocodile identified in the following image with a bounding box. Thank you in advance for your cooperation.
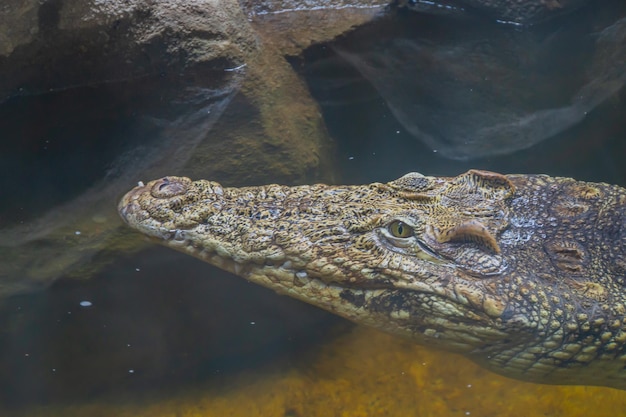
[118,170,626,390]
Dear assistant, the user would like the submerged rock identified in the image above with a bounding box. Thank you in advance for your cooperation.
[330,4,626,160]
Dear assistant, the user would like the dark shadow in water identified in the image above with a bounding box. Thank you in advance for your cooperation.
[0,85,158,229]
[0,245,344,408]
[299,69,626,186]
[0,70,238,235]
[0,67,242,296]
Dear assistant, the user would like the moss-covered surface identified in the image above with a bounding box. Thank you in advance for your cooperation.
[13,326,626,417]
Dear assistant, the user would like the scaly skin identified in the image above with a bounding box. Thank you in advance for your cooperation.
[118,170,626,389]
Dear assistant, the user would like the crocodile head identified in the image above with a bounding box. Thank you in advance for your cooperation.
[118,170,626,388]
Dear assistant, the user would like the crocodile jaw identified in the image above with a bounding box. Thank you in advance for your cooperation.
[118,174,518,355]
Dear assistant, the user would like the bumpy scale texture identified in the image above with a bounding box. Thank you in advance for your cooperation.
[119,170,626,389]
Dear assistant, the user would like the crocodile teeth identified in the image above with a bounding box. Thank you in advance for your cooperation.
[173,230,185,241]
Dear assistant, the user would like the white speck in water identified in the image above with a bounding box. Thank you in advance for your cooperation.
[465,412,471,416]
[128,369,135,374]
[467,384,472,388]
[250,321,256,325]
[24,353,30,357]
[52,368,56,372]
[422,362,426,366]
[74,231,81,235]
[396,130,400,134]
[348,156,355,160]
[135,268,141,272]
[137,181,145,187]
[433,149,438,153]
[79,301,92,307]
[127,344,131,347]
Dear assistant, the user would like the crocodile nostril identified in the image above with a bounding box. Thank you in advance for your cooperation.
[151,177,188,198]
[158,178,170,191]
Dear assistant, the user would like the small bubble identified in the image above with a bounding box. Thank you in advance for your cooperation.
[79,301,92,307]
[396,130,400,134]
[128,369,135,374]
[467,384,472,388]
[250,321,256,325]
[135,268,141,272]
[74,231,81,235]
[348,156,355,160]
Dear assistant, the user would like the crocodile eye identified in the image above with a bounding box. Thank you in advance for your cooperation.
[388,220,413,238]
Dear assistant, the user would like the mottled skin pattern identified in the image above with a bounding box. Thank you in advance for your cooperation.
[119,170,626,389]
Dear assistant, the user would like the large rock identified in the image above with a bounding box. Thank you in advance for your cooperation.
[0,0,258,101]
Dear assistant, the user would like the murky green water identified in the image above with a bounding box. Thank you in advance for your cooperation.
[2,1,626,415]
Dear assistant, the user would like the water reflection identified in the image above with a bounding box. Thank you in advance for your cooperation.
[317,1,626,160]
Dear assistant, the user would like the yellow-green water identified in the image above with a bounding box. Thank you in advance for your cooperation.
[12,327,626,417]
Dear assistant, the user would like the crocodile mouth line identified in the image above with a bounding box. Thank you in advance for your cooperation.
[156,227,424,293]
